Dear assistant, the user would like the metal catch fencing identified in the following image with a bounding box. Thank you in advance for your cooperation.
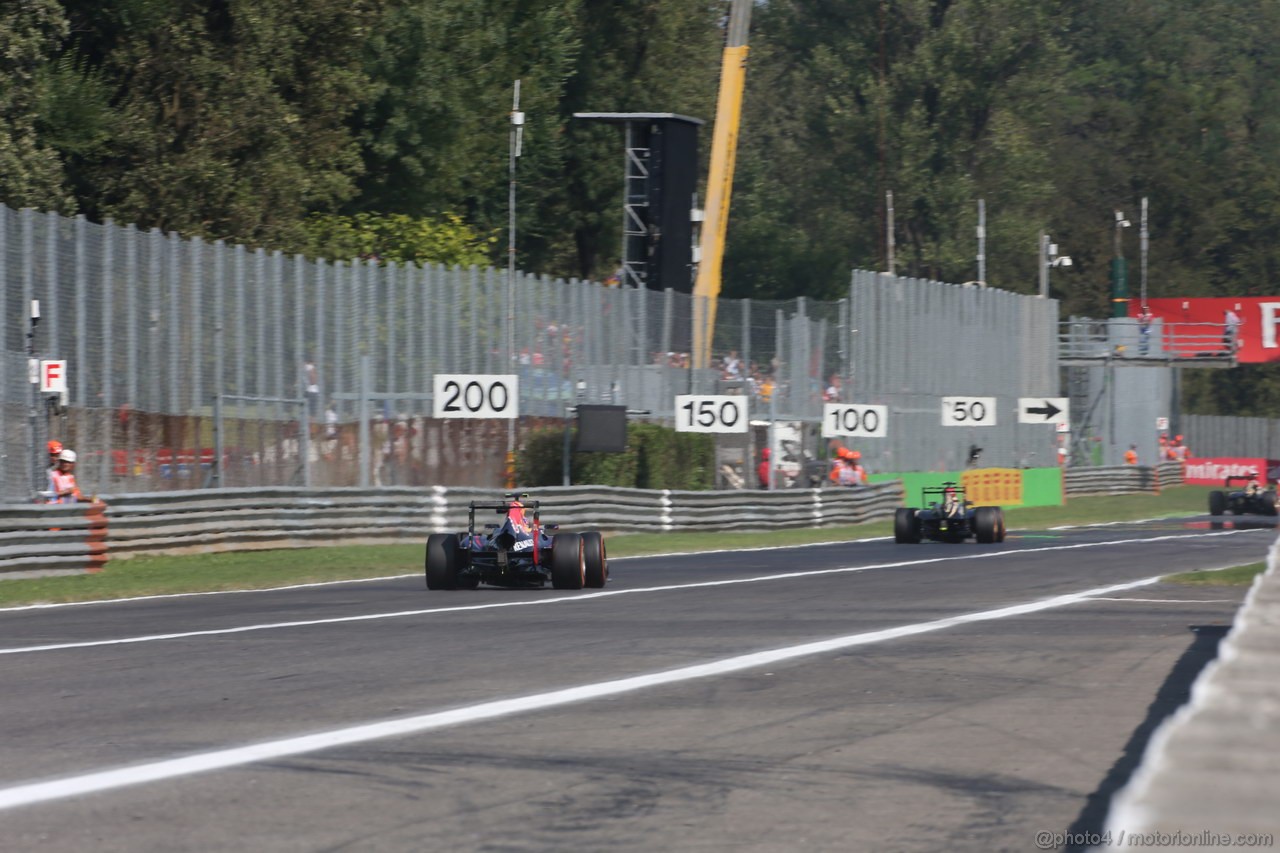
[847,270,1061,473]
[0,201,1071,501]
[1180,414,1280,461]
[1,203,874,500]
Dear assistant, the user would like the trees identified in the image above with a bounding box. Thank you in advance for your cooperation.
[0,0,72,211]
[54,0,384,247]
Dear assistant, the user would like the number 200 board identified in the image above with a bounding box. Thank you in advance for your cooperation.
[433,374,518,419]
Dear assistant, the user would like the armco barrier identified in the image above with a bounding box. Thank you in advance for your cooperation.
[1103,540,1280,841]
[0,503,109,575]
[1063,462,1183,496]
[0,482,905,575]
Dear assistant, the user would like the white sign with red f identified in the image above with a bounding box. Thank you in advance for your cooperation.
[39,360,67,394]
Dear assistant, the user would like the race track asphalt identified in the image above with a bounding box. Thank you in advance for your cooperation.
[0,518,1269,852]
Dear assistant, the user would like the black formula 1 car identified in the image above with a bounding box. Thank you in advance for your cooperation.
[1208,476,1278,529]
[425,493,607,590]
[894,482,1007,544]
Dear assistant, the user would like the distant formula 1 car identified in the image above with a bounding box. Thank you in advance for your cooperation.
[425,493,607,590]
[894,481,1007,544]
[1209,475,1278,529]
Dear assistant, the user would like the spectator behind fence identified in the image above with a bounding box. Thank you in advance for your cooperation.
[1124,444,1138,465]
[1223,308,1241,354]
[45,439,63,493]
[48,449,85,503]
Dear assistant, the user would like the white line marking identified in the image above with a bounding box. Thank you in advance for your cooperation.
[1089,597,1238,603]
[0,537,897,613]
[1,511,1240,612]
[0,531,1247,657]
[0,574,418,612]
[0,573,1163,812]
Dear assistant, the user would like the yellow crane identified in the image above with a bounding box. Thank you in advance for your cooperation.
[692,0,753,369]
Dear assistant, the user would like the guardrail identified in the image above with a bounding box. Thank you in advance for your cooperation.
[0,482,905,576]
[1064,462,1183,495]
[1059,319,1235,367]
[0,465,1190,577]
[0,503,109,576]
[1104,541,1280,841]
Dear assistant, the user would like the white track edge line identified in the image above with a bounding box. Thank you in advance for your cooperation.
[0,573,1162,812]
[0,507,1223,607]
[0,531,1246,656]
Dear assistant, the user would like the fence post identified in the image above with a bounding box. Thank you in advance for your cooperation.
[358,353,371,488]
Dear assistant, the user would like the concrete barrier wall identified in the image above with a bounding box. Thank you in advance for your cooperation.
[1102,539,1280,844]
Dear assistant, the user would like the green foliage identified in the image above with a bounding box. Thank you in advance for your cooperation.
[56,0,386,245]
[301,211,495,266]
[0,0,72,210]
[517,423,714,489]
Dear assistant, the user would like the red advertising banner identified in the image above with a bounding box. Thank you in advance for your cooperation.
[1131,297,1280,363]
[1182,457,1280,486]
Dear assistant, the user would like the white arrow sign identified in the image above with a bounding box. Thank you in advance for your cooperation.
[1018,397,1069,425]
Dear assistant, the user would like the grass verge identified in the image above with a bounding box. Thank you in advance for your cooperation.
[0,484,1233,608]
[1164,562,1268,587]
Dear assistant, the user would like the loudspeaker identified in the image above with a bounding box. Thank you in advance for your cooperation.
[575,405,628,453]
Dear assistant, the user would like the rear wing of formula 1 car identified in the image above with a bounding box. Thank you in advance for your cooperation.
[467,494,542,534]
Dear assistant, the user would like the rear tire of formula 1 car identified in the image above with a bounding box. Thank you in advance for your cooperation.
[1208,491,1227,529]
[551,533,586,590]
[425,533,460,590]
[974,507,1002,544]
[894,508,921,544]
[1264,490,1279,517]
[581,531,608,588]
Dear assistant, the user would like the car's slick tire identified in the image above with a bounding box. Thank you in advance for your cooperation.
[1264,491,1279,517]
[551,533,585,589]
[894,507,921,544]
[425,533,459,590]
[974,507,1001,544]
[994,507,1007,542]
[581,532,608,588]
[1208,491,1227,529]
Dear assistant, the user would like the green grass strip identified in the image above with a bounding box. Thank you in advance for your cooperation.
[1163,562,1268,587]
[0,485,1232,607]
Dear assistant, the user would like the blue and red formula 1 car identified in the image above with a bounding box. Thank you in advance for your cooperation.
[425,493,608,590]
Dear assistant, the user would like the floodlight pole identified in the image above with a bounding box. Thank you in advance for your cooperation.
[27,299,40,495]
[506,80,523,486]
[976,198,986,285]
[1140,196,1149,311]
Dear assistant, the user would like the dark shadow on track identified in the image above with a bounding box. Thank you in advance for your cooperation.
[1061,624,1229,852]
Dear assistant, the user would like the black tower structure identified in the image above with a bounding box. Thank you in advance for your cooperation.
[574,113,704,293]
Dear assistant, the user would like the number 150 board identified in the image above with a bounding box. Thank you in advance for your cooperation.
[674,395,748,433]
